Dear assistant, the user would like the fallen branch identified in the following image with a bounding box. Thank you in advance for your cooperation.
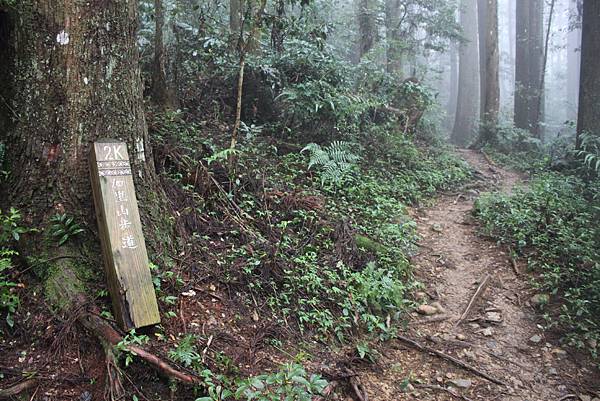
[455,273,491,326]
[0,380,37,399]
[394,335,507,386]
[413,383,474,401]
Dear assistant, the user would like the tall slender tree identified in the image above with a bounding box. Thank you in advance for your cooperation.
[478,0,488,119]
[534,0,556,140]
[514,0,530,129]
[452,0,480,146]
[528,0,544,138]
[576,0,600,147]
[567,0,582,121]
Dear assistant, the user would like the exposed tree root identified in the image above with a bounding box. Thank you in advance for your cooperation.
[79,311,201,384]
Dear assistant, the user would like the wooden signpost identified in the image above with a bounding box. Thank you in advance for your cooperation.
[90,140,160,330]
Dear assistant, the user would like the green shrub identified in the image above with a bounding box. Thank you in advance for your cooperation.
[474,173,600,355]
[0,208,27,330]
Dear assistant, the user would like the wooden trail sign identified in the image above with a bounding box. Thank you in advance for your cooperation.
[90,140,160,330]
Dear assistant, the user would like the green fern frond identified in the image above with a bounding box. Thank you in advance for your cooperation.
[301,141,360,185]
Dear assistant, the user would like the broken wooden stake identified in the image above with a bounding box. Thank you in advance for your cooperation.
[90,140,160,330]
[455,273,491,327]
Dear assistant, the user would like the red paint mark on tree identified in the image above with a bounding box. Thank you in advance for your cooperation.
[46,143,60,163]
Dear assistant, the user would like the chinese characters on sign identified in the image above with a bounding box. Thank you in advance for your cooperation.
[90,141,160,330]
[111,179,137,249]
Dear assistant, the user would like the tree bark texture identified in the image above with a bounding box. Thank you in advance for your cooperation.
[576,0,600,146]
[452,0,480,147]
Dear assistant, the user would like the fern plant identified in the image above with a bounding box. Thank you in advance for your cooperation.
[169,334,201,368]
[301,141,360,186]
[576,133,600,174]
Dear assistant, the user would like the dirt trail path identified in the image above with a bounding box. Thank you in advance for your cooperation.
[360,150,598,401]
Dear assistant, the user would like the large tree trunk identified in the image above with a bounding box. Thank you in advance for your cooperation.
[385,0,402,74]
[0,0,183,393]
[576,0,600,147]
[0,0,170,339]
[357,0,377,60]
[567,0,582,122]
[452,0,480,147]
[478,0,499,145]
[528,0,544,138]
[514,0,530,130]
[2,0,159,224]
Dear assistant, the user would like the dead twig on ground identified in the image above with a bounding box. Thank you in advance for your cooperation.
[394,335,507,386]
[409,315,449,325]
[413,383,474,401]
[0,380,37,399]
[455,273,491,327]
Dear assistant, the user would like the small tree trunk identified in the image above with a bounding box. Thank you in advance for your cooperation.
[151,0,168,107]
[357,0,377,60]
[270,0,285,53]
[385,0,402,74]
[576,0,600,147]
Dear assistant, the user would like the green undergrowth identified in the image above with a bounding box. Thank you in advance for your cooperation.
[152,112,471,342]
[474,172,600,357]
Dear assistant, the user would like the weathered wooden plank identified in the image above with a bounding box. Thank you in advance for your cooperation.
[89,140,160,330]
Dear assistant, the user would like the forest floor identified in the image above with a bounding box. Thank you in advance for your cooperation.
[359,150,600,401]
